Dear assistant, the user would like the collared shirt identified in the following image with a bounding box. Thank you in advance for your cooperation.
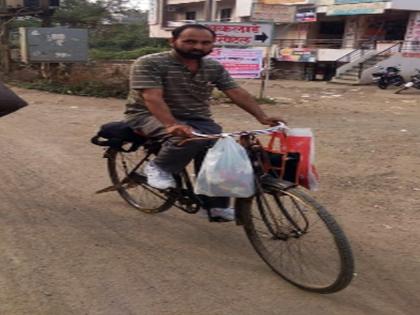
[125,51,239,120]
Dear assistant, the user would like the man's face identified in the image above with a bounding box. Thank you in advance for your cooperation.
[171,28,215,60]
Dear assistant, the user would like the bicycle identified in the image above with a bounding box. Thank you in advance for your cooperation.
[93,123,355,294]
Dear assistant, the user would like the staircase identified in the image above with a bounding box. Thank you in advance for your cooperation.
[330,42,403,85]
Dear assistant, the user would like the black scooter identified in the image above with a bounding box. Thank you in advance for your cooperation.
[395,69,420,94]
[372,65,405,89]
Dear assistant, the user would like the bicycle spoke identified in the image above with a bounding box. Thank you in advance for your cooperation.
[108,150,174,213]
[242,187,354,292]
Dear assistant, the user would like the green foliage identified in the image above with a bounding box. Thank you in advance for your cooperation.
[14,79,128,99]
[89,23,168,51]
[10,17,42,29]
[50,0,169,59]
[52,0,110,28]
[90,46,168,60]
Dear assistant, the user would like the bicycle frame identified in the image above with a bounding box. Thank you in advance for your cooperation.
[102,128,297,224]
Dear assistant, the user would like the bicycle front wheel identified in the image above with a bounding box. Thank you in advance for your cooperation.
[239,187,354,293]
[107,149,175,213]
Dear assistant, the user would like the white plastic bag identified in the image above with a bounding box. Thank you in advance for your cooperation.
[194,136,255,197]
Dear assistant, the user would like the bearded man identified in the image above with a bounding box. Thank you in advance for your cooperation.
[125,24,284,221]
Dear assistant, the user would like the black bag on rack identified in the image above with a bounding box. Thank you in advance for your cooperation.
[91,121,147,152]
[0,82,28,117]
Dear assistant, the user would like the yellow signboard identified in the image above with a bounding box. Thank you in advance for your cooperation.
[251,4,296,23]
[327,2,386,15]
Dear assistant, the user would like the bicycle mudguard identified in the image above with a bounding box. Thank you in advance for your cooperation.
[234,175,296,226]
[259,174,296,193]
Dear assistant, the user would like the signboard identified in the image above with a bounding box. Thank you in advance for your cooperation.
[295,6,317,22]
[208,48,264,79]
[276,47,317,62]
[327,2,386,15]
[251,3,296,23]
[20,27,88,63]
[202,22,273,47]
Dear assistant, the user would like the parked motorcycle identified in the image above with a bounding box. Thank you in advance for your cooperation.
[395,69,420,94]
[372,65,405,89]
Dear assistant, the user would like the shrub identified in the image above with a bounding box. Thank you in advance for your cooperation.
[13,80,129,99]
[90,47,169,60]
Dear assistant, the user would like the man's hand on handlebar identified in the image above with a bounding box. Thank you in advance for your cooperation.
[166,124,194,137]
[257,116,287,127]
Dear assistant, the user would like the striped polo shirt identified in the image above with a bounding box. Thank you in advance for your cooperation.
[125,51,239,120]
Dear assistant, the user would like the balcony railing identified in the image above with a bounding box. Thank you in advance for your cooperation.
[273,39,377,50]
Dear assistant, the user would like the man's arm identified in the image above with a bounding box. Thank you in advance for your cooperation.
[141,89,193,137]
[223,87,285,126]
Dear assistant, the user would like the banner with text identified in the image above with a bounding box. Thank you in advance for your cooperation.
[327,2,386,15]
[403,11,420,58]
[251,3,296,23]
[208,48,264,79]
[202,22,273,47]
[275,47,317,62]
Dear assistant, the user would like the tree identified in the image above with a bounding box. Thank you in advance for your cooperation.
[52,0,110,29]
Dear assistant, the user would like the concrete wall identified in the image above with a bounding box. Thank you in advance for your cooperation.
[274,24,310,41]
[391,0,420,11]
[317,48,354,61]
[271,61,307,80]
[8,60,133,92]
[360,53,420,83]
[236,0,252,17]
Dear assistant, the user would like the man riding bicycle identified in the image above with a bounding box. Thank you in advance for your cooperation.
[125,24,284,221]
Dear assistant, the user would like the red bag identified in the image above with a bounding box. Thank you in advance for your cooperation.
[265,128,319,190]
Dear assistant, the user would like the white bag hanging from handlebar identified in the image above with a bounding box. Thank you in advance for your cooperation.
[194,136,255,197]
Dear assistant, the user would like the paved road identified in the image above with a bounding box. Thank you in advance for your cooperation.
[1,84,419,315]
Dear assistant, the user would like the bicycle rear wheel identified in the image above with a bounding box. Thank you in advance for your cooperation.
[239,187,354,293]
[107,149,175,213]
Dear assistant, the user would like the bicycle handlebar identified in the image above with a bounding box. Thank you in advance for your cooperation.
[191,123,288,138]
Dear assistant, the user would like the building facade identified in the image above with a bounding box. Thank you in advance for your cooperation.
[148,0,420,82]
[149,0,252,38]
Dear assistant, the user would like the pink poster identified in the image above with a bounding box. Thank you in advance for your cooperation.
[208,48,264,79]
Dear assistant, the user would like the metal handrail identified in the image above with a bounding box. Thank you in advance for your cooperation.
[335,48,364,64]
[401,41,420,51]
[358,41,403,78]
[335,41,377,64]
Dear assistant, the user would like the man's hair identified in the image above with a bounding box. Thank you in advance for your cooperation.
[172,24,216,39]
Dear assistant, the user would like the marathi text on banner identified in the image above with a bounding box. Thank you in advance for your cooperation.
[208,48,264,79]
[202,22,273,47]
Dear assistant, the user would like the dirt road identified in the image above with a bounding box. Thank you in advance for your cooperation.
[1,81,419,315]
